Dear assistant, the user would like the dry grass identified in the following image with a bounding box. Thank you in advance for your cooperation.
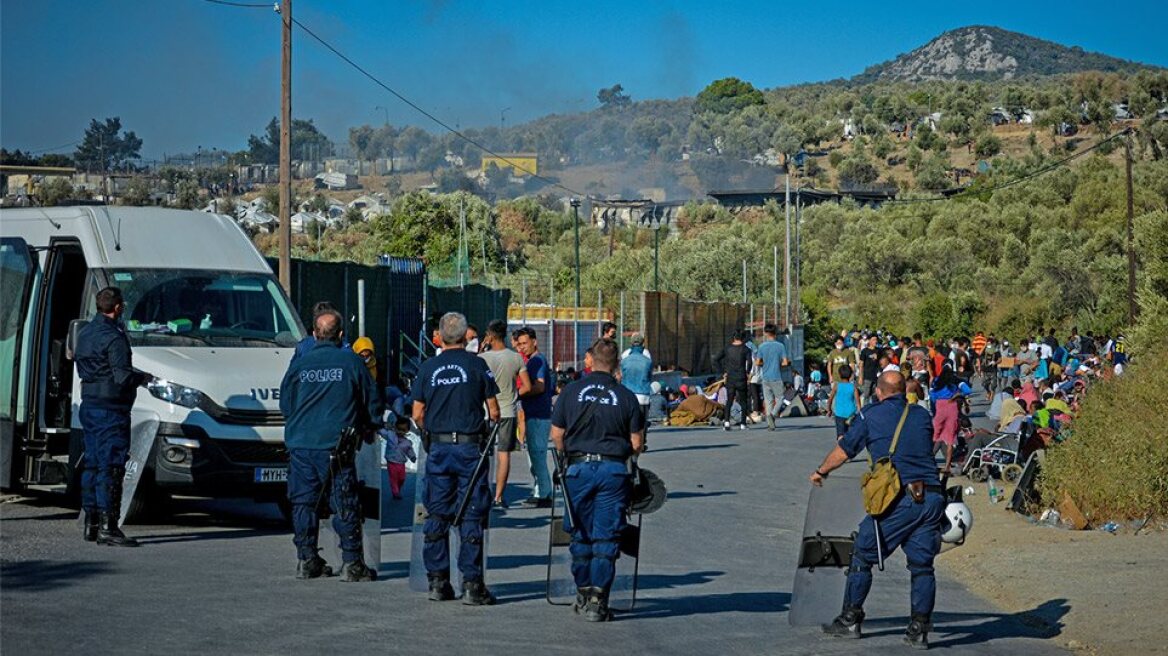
[1040,350,1168,522]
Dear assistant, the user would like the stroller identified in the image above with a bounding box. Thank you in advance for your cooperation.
[961,424,1029,483]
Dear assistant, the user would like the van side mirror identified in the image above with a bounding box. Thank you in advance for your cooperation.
[67,320,88,360]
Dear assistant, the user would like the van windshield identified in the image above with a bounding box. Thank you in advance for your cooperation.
[100,269,305,348]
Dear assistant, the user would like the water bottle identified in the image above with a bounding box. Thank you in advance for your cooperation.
[987,478,999,504]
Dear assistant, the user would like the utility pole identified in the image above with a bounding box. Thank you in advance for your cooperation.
[653,226,660,291]
[795,189,803,324]
[784,172,792,328]
[742,259,747,304]
[571,198,582,366]
[772,245,779,328]
[278,0,292,293]
[1125,132,1137,324]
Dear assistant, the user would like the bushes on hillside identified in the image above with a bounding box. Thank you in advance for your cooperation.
[1040,352,1168,520]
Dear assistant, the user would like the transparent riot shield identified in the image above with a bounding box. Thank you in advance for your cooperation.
[320,435,383,570]
[119,417,159,525]
[546,482,641,611]
[789,460,866,625]
[76,416,159,528]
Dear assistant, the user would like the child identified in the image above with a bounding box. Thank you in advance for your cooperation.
[827,364,860,441]
[382,416,417,499]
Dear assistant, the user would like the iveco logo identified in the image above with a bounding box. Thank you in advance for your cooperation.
[250,388,281,401]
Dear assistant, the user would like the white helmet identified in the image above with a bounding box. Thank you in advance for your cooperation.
[941,501,973,545]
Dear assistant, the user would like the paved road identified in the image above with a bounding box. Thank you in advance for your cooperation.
[2,412,1068,655]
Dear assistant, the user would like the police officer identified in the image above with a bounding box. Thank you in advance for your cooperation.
[75,286,153,546]
[550,338,645,622]
[279,310,382,581]
[811,370,944,648]
[411,312,501,605]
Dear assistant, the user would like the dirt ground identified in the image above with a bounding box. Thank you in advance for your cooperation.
[938,480,1168,654]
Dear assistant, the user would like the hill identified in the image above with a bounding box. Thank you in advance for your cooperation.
[854,25,1162,82]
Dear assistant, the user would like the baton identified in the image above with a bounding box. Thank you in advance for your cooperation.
[873,516,886,572]
[452,422,500,527]
[551,449,581,537]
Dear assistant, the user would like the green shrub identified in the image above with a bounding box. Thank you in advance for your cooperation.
[1040,352,1168,521]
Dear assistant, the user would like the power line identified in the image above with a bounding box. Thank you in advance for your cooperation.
[201,0,271,7]
[16,139,82,155]
[883,128,1130,204]
[287,16,587,199]
[198,0,588,199]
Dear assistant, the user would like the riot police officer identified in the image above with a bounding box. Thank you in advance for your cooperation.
[411,312,501,605]
[550,338,645,622]
[74,286,152,546]
[811,370,944,649]
[279,310,383,581]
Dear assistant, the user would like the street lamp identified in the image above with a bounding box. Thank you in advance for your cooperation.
[570,197,582,366]
[375,105,389,125]
[501,107,511,131]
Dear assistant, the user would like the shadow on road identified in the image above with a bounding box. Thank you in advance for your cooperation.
[630,590,790,619]
[862,598,1070,647]
[666,491,736,500]
[1,560,114,592]
[2,511,80,522]
[646,443,738,454]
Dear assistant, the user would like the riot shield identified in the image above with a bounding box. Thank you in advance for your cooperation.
[407,441,492,593]
[545,482,641,612]
[77,416,159,528]
[788,460,866,625]
[320,435,383,570]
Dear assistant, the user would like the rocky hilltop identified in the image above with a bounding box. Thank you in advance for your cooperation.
[854,25,1159,82]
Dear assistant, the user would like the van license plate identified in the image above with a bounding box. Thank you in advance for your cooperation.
[254,467,288,483]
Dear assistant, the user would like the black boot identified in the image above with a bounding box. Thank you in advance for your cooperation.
[339,559,376,582]
[904,614,931,650]
[822,605,864,638]
[83,511,99,542]
[573,588,590,615]
[584,588,613,622]
[97,474,139,547]
[296,554,333,579]
[462,579,496,606]
[428,573,455,601]
[96,512,139,547]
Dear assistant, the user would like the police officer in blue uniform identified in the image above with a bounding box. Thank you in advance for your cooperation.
[811,370,944,649]
[412,312,501,605]
[75,286,153,547]
[550,338,645,622]
[280,310,383,581]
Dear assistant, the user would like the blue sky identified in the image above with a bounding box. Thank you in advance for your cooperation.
[2,0,1165,159]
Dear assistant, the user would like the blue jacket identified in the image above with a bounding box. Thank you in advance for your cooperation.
[280,341,383,450]
[620,346,653,397]
[839,394,939,486]
[75,313,146,412]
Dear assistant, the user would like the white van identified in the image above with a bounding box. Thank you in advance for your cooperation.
[1,206,304,512]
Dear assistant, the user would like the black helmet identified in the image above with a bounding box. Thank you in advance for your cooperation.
[629,467,667,515]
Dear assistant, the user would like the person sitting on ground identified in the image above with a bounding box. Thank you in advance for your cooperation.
[647,381,669,423]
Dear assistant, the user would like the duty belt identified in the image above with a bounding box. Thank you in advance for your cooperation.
[429,431,485,445]
[567,453,627,465]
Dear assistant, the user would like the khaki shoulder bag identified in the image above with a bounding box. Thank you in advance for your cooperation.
[860,405,910,516]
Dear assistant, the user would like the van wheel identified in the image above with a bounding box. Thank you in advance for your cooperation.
[124,479,171,524]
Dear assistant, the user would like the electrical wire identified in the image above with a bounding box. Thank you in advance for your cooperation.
[198,0,1131,210]
[287,16,588,199]
[201,0,271,7]
[883,128,1131,204]
[198,0,589,199]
